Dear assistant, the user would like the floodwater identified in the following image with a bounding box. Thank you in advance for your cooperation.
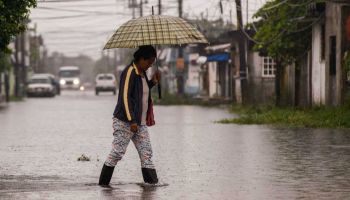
[0,91,349,200]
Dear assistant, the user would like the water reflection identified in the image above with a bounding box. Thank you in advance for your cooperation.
[98,183,158,200]
[267,128,350,199]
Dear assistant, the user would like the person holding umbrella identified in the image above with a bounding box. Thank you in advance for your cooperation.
[99,12,208,186]
[99,45,160,186]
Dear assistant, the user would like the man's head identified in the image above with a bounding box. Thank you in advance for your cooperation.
[133,45,156,71]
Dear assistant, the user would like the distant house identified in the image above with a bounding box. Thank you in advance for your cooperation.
[312,0,350,106]
[219,30,277,104]
[226,0,350,107]
[159,19,233,98]
[281,0,350,107]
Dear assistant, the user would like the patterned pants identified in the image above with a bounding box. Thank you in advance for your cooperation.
[104,118,155,169]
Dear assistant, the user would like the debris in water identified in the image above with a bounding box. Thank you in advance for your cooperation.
[77,154,90,161]
[137,182,169,187]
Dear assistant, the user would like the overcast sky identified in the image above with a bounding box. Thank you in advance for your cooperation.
[29,0,266,60]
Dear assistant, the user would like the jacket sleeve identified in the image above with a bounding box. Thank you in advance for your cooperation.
[147,79,156,89]
[146,73,156,89]
[123,67,137,123]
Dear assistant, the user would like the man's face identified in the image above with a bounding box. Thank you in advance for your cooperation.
[140,57,156,71]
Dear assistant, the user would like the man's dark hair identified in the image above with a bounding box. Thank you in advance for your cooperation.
[133,45,156,61]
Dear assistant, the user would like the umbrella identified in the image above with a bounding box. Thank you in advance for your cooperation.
[103,15,208,49]
[104,14,209,98]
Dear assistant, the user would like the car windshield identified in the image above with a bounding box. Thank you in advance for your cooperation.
[59,70,80,78]
[98,75,113,80]
[29,78,50,84]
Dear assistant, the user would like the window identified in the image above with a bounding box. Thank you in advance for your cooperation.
[98,76,112,80]
[330,36,336,75]
[262,57,276,77]
[29,78,50,84]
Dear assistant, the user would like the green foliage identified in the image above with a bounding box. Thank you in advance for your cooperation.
[253,0,324,65]
[0,0,36,54]
[344,51,350,72]
[217,104,350,129]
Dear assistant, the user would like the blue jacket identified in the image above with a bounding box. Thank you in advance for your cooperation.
[113,62,155,125]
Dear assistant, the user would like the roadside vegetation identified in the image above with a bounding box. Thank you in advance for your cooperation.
[218,103,350,129]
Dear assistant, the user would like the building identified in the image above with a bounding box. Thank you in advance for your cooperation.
[283,0,350,107]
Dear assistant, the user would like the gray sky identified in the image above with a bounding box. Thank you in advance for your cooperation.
[30,0,266,60]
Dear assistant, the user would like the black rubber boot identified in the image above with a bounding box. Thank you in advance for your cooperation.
[141,168,158,184]
[99,164,115,186]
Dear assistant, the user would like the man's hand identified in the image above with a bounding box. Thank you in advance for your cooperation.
[152,70,161,84]
[130,123,138,133]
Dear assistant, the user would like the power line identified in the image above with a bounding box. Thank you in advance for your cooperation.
[36,6,121,15]
[32,14,91,20]
[37,0,113,2]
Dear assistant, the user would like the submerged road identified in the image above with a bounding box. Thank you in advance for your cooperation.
[0,90,349,199]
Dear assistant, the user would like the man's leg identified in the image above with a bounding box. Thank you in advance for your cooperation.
[99,119,133,185]
[132,126,158,184]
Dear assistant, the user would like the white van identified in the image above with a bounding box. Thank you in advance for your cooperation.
[59,66,81,90]
[95,73,117,95]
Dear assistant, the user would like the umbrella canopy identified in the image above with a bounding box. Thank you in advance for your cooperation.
[104,15,208,49]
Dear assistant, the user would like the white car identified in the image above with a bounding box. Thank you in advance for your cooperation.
[26,75,56,97]
[95,73,117,95]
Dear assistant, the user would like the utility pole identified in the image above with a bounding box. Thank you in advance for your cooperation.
[158,0,162,15]
[140,0,143,17]
[114,50,117,72]
[128,0,137,19]
[177,0,184,95]
[20,32,27,97]
[4,72,9,102]
[235,0,248,104]
[246,0,248,25]
[178,0,182,18]
[14,35,20,97]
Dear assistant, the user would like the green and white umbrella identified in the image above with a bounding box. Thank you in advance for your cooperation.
[104,15,208,49]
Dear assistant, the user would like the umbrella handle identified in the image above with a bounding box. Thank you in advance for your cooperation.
[155,45,161,99]
[158,83,161,99]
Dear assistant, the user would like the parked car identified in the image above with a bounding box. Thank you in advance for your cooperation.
[39,73,60,95]
[95,73,117,95]
[26,74,56,97]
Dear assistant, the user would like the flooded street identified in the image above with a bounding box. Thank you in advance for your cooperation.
[0,91,350,200]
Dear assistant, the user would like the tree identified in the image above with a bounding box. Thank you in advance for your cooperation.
[0,0,36,56]
[252,0,324,106]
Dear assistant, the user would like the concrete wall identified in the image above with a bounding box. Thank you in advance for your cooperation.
[208,62,218,97]
[326,2,343,105]
[185,53,200,95]
[296,54,311,107]
[312,23,327,105]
